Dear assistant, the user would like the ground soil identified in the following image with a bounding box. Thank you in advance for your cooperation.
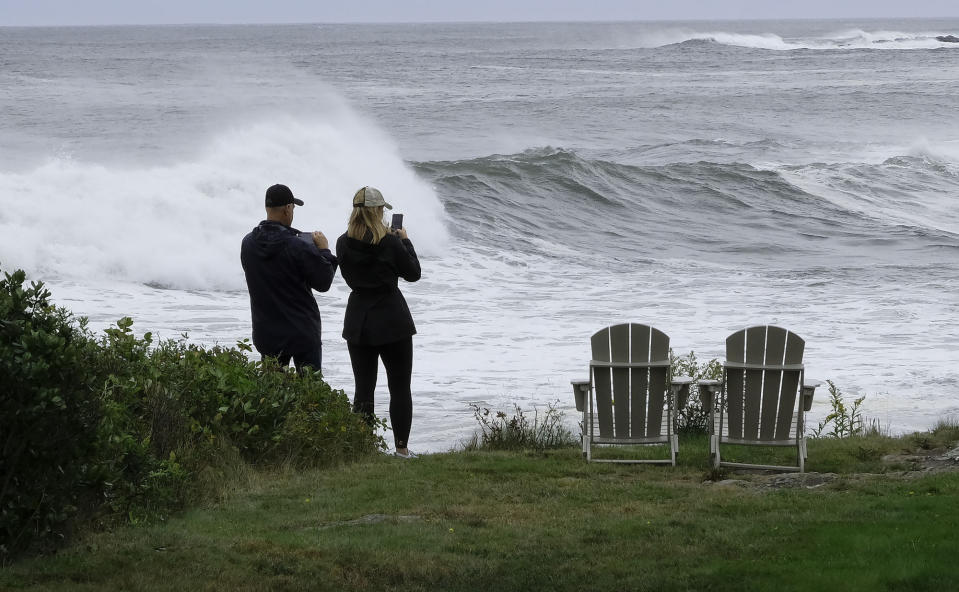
[708,444,959,491]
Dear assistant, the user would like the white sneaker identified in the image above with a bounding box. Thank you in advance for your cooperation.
[393,449,419,459]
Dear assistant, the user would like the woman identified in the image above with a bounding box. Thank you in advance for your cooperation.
[336,186,422,458]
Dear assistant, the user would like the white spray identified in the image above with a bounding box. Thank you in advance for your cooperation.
[0,99,449,291]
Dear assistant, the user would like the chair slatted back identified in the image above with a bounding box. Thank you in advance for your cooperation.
[724,326,805,441]
[591,327,615,438]
[590,323,670,440]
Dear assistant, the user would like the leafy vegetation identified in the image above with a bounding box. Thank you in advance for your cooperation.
[0,266,383,561]
[811,379,866,438]
[464,401,577,451]
[0,270,104,561]
[670,350,723,435]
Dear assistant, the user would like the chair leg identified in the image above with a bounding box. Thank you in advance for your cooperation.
[798,439,806,473]
[710,434,720,469]
[582,408,589,459]
[707,384,721,470]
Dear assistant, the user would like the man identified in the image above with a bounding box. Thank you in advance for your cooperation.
[240,184,338,372]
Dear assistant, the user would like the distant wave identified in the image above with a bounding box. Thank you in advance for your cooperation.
[413,146,959,269]
[668,33,796,51]
[658,29,959,51]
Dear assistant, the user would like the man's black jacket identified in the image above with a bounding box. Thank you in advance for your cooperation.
[241,220,338,356]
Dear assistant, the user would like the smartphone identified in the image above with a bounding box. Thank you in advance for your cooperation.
[390,213,404,230]
[298,232,314,244]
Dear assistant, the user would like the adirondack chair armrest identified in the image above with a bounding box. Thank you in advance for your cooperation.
[571,380,590,412]
[697,379,722,414]
[802,379,822,412]
[671,376,694,409]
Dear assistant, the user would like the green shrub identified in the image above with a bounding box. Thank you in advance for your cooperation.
[0,269,103,559]
[85,321,385,519]
[278,372,386,467]
[130,336,383,466]
[0,265,384,561]
[670,350,722,435]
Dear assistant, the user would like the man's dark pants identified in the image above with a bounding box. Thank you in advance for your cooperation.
[261,347,322,374]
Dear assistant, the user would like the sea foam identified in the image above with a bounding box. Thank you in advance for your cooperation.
[0,105,449,291]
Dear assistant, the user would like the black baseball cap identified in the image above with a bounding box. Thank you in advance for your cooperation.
[265,184,304,207]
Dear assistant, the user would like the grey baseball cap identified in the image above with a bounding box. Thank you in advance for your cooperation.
[352,186,392,210]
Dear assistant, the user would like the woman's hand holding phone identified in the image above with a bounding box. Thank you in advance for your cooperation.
[391,213,408,239]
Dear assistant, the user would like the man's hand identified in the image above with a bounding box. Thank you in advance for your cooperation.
[311,231,329,250]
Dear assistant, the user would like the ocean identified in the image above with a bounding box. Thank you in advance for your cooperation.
[2,19,958,451]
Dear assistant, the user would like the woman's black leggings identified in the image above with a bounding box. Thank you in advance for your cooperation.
[347,337,413,449]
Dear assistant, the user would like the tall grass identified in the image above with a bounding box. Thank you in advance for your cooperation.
[931,417,959,442]
[463,402,578,451]
[811,380,866,438]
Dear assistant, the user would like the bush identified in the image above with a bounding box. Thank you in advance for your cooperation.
[670,350,722,435]
[279,372,387,467]
[0,266,384,561]
[0,269,104,559]
[465,401,577,451]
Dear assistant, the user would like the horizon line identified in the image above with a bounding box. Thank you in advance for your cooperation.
[3,15,959,28]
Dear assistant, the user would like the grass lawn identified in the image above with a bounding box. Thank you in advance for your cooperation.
[3,434,958,591]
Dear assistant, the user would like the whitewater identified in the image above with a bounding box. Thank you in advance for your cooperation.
[2,18,958,451]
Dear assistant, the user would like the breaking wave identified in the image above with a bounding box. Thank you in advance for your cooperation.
[658,29,959,50]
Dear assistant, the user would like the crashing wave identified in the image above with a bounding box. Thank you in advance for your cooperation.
[654,29,957,51]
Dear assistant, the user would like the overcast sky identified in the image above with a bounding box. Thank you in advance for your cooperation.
[2,0,958,27]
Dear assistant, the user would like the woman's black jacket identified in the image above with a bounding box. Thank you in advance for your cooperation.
[335,232,421,345]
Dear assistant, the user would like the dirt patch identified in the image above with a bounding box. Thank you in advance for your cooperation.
[881,443,959,475]
[705,444,959,491]
[710,473,839,490]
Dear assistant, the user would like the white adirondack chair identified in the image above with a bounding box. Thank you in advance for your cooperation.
[707,325,814,472]
[571,323,692,464]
